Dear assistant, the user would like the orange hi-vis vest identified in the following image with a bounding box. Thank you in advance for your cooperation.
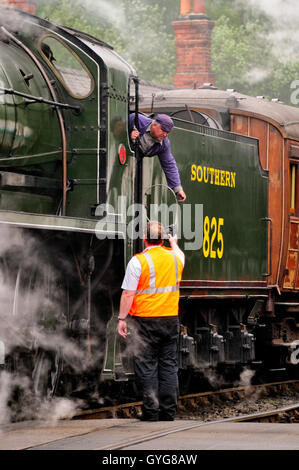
[129,245,184,318]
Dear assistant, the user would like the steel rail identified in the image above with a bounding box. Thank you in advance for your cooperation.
[71,379,299,421]
[94,402,299,451]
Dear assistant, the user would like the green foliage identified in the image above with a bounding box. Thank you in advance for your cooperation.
[36,0,299,104]
[252,61,299,104]
[205,0,299,104]
[37,0,176,84]
[206,0,271,29]
[210,16,271,93]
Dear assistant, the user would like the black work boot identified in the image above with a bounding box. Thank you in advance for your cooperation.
[136,412,159,421]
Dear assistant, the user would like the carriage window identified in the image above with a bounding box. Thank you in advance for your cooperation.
[39,35,94,99]
[290,163,298,216]
[170,109,222,129]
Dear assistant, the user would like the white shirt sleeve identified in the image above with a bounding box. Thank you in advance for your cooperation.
[121,256,142,291]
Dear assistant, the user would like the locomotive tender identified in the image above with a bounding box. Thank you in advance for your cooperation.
[138,80,299,376]
[0,7,298,402]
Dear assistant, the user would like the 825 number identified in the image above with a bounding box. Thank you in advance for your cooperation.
[203,216,224,259]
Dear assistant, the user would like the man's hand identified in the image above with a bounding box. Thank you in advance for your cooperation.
[168,233,178,247]
[169,234,185,261]
[130,129,140,141]
[118,319,127,338]
[176,190,186,202]
[117,289,136,338]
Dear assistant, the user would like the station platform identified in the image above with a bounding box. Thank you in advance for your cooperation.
[1,418,299,451]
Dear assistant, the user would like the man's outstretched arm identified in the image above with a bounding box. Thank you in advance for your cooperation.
[158,143,186,202]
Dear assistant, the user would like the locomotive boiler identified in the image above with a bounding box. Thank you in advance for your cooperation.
[0,7,298,408]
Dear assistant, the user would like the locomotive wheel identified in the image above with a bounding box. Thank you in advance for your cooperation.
[178,370,194,395]
[0,236,67,404]
[32,349,63,398]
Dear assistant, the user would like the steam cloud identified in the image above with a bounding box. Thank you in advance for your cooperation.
[0,226,106,426]
[246,0,299,62]
[0,1,143,426]
[83,0,125,28]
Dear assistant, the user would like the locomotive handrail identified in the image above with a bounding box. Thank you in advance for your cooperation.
[262,217,273,277]
[143,183,179,236]
[172,116,257,146]
[132,76,143,254]
[0,86,81,114]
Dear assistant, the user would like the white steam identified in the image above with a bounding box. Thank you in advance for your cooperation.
[0,226,105,425]
[234,367,255,393]
[83,0,125,28]
[245,67,270,85]
[38,396,82,424]
[247,0,299,62]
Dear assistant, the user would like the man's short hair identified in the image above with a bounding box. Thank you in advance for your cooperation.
[146,221,164,245]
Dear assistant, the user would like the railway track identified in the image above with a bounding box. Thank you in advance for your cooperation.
[2,379,299,450]
[71,379,299,421]
[231,402,299,423]
[93,402,299,451]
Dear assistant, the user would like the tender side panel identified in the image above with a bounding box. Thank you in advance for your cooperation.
[268,125,284,287]
[249,118,268,171]
[231,113,284,288]
[143,123,268,285]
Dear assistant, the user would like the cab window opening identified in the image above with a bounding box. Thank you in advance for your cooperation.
[38,35,94,99]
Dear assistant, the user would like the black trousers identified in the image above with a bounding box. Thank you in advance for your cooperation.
[130,316,179,419]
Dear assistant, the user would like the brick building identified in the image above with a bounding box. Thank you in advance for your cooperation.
[0,0,38,14]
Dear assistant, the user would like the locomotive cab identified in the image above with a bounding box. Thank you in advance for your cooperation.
[0,8,137,229]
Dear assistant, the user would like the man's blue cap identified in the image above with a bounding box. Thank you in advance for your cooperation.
[155,114,174,133]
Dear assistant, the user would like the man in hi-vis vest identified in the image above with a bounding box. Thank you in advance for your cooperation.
[117,221,185,421]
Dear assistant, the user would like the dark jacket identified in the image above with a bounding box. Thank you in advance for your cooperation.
[129,114,181,190]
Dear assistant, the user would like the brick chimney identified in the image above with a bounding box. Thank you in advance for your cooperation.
[0,0,38,14]
[172,0,215,88]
